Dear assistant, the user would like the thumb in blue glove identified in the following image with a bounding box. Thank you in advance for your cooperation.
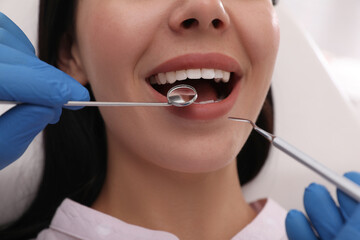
[285,171,360,240]
[335,172,360,239]
[0,12,90,169]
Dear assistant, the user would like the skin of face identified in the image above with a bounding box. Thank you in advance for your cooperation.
[65,0,279,174]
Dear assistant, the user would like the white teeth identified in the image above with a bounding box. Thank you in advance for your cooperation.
[201,69,215,79]
[150,68,232,85]
[223,71,230,82]
[186,69,201,79]
[158,73,167,84]
[175,70,187,81]
[165,72,176,84]
[214,69,223,79]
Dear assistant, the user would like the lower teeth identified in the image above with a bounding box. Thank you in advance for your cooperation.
[195,100,215,104]
[194,95,225,105]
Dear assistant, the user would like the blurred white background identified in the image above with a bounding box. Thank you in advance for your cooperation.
[284,0,360,115]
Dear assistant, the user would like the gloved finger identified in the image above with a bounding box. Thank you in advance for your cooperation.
[335,204,360,240]
[0,43,35,65]
[0,12,35,55]
[0,26,35,56]
[285,209,318,240]
[304,183,344,240]
[0,63,89,108]
[34,63,90,110]
[0,104,61,169]
[337,172,360,220]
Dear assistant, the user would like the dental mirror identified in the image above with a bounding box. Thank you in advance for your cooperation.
[167,84,197,107]
[1,84,198,108]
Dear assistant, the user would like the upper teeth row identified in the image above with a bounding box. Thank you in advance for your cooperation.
[149,69,231,85]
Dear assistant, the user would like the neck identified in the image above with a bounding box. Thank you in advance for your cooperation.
[93,140,256,240]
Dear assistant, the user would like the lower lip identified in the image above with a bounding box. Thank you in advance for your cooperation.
[148,77,241,120]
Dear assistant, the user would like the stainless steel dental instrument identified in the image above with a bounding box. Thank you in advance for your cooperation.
[229,116,360,202]
[0,84,198,108]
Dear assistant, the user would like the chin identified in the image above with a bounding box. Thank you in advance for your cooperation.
[152,139,242,174]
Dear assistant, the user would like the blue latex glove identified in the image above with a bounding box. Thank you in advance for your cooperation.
[286,172,360,240]
[0,12,89,169]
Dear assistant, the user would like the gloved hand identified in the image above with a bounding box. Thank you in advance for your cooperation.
[286,171,360,240]
[0,12,89,169]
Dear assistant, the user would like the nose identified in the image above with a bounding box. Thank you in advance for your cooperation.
[169,0,230,33]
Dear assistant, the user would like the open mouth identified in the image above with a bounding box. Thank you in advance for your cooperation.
[147,68,236,103]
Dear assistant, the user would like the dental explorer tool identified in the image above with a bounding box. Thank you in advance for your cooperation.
[229,116,360,202]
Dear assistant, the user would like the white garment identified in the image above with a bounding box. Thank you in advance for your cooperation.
[37,198,288,240]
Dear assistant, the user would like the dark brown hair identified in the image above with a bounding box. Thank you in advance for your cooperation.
[0,0,274,239]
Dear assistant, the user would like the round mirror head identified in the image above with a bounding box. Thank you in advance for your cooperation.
[167,84,198,107]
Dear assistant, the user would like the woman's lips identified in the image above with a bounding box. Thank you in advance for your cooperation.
[145,53,243,120]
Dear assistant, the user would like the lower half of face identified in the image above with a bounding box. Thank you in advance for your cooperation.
[97,66,273,173]
[75,0,279,173]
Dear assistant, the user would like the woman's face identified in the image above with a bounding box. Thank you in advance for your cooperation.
[72,0,279,173]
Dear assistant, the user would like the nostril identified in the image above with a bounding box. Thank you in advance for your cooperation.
[181,18,223,29]
[182,18,199,29]
[212,19,222,28]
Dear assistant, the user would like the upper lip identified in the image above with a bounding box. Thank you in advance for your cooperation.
[145,53,243,79]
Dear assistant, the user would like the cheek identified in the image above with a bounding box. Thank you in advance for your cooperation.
[231,5,280,69]
[79,4,150,58]
[230,6,279,121]
[75,2,164,101]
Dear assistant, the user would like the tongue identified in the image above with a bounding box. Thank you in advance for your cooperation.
[188,81,218,102]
